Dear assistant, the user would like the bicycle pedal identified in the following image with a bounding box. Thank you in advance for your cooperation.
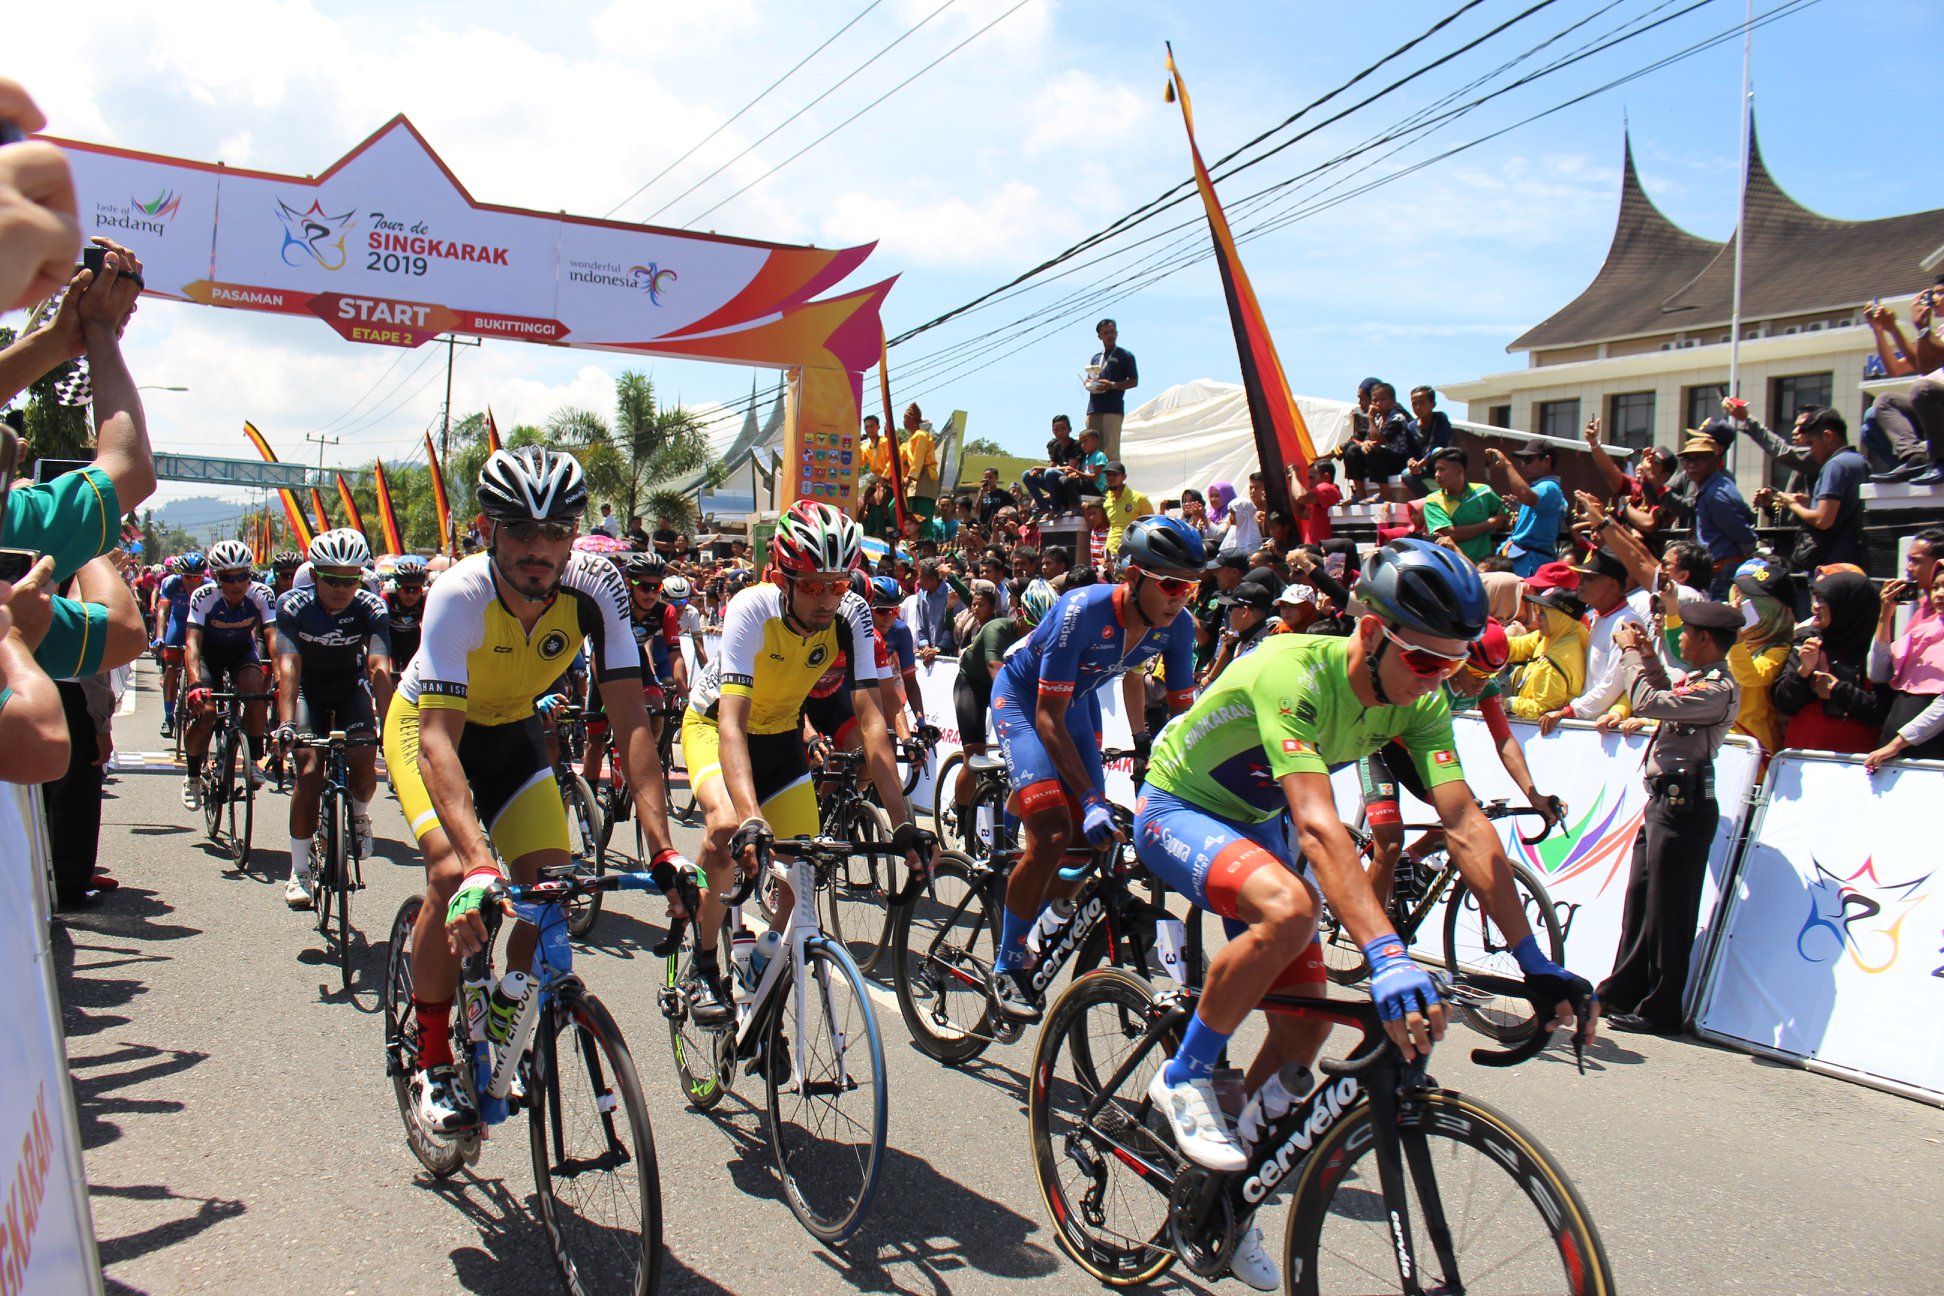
[656,986,688,1023]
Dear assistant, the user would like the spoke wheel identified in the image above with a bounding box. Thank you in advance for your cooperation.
[1027,967,1179,1287]
[329,791,356,995]
[821,803,895,975]
[663,934,727,1111]
[930,752,966,852]
[201,730,230,843]
[1285,1088,1614,1296]
[766,937,887,1244]
[1443,860,1566,1043]
[562,775,607,940]
[385,896,465,1177]
[890,850,997,1065]
[530,988,663,1296]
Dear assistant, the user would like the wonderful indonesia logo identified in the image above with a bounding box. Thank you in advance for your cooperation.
[566,258,676,305]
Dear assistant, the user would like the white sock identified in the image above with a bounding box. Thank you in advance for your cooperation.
[350,796,371,820]
[291,837,311,879]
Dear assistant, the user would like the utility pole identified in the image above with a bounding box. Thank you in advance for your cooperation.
[438,334,483,462]
[305,432,342,473]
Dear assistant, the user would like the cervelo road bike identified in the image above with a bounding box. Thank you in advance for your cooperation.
[384,863,683,1296]
[1030,968,1613,1294]
[1317,797,1567,1042]
[198,690,274,869]
[292,728,380,995]
[661,832,913,1243]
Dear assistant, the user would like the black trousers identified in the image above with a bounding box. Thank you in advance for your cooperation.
[1343,442,1408,485]
[1598,792,1718,1028]
[42,680,104,904]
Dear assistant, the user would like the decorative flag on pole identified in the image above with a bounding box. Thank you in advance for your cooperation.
[310,487,332,535]
[424,431,454,555]
[1164,44,1315,520]
[877,328,909,534]
[335,473,369,545]
[372,459,405,556]
[485,406,503,454]
[242,420,314,550]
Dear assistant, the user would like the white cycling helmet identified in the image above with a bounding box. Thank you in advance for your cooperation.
[207,540,255,574]
[661,575,692,600]
[310,528,372,570]
[477,447,588,523]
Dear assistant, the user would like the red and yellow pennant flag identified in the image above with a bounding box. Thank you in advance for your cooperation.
[310,487,332,535]
[485,406,504,454]
[372,459,405,556]
[424,431,454,555]
[242,420,313,550]
[877,329,909,533]
[335,473,369,544]
[1164,44,1315,519]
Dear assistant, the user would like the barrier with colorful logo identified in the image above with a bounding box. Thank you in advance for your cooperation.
[1693,751,1944,1105]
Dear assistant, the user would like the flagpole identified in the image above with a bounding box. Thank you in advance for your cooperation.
[1727,0,1753,402]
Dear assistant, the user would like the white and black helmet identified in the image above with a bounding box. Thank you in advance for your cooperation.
[310,528,372,570]
[477,447,588,524]
[207,540,255,574]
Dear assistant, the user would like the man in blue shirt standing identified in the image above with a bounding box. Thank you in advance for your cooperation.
[1484,438,1569,577]
[1084,318,1138,461]
[1677,433,1757,599]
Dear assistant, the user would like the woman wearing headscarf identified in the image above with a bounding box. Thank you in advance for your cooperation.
[1719,561,1796,756]
[1771,567,1886,754]
[1205,480,1235,529]
[1503,562,1589,719]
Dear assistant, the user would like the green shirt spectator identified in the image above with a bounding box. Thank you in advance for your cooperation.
[1421,450,1505,562]
[6,466,122,581]
[35,596,111,678]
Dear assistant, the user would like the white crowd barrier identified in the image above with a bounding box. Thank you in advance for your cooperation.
[1695,751,1944,1105]
[0,784,104,1294]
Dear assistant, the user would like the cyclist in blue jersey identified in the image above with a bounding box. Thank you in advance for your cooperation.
[870,577,921,735]
[182,542,277,810]
[274,529,394,909]
[987,516,1203,1022]
[153,552,208,738]
[383,553,429,672]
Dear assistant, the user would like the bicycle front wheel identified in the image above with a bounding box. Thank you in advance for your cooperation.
[663,932,726,1111]
[1027,967,1179,1288]
[563,774,607,940]
[1285,1087,1614,1296]
[890,850,997,1065]
[530,986,663,1296]
[765,937,887,1244]
[822,802,895,975]
[233,739,255,868]
[1443,859,1566,1043]
[203,731,231,844]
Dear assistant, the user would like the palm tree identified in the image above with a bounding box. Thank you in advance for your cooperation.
[547,371,722,531]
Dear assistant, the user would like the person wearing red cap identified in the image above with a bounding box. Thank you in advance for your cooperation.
[1503,562,1588,719]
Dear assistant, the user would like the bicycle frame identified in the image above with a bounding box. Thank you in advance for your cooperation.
[462,897,578,1129]
[729,853,851,1094]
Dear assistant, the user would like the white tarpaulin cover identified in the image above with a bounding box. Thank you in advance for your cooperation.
[1117,380,1357,499]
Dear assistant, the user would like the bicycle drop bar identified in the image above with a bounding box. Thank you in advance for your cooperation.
[765,834,930,904]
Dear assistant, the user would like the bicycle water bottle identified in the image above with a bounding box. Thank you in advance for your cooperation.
[749,930,782,985]
[1025,898,1076,960]
[485,971,530,1046]
[463,974,494,1043]
[1235,1061,1314,1153]
[730,930,758,1002]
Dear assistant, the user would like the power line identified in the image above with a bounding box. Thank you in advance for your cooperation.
[602,0,889,220]
[643,0,964,225]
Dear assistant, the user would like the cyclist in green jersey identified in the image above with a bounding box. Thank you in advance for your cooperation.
[1134,541,1598,1198]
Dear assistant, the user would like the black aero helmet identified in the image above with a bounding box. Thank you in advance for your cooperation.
[1119,515,1207,578]
[1355,538,1488,642]
[477,447,588,523]
[273,550,302,572]
[623,551,664,581]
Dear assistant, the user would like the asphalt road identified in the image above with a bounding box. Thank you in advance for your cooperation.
[62,664,1944,1294]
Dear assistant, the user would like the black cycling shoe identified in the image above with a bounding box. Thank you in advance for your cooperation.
[992,967,1044,1024]
[683,968,733,1027]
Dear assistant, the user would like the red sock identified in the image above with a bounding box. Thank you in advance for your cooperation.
[414,997,455,1068]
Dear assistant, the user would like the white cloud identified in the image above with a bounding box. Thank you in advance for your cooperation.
[1022,70,1155,160]
[822,180,1076,265]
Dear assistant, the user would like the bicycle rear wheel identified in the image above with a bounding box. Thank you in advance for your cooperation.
[930,751,966,851]
[232,738,255,868]
[202,729,231,844]
[1442,859,1565,1043]
[766,937,887,1244]
[821,802,895,975]
[1284,1087,1614,1295]
[384,895,466,1177]
[1026,966,1179,1287]
[329,790,356,995]
[890,850,998,1065]
[530,986,663,1296]
[562,774,607,940]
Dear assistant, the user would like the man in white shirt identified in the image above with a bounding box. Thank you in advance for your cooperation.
[591,503,620,538]
[1538,547,1647,733]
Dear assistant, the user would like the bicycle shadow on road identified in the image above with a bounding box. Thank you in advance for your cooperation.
[295,932,389,1013]
[572,903,676,964]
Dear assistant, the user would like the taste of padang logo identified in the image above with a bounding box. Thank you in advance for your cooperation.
[565,258,676,305]
[92,189,182,237]
[1796,857,1933,975]
[276,199,358,270]
[1511,784,1645,896]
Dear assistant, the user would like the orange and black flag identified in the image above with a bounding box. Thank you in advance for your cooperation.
[242,420,314,550]
[310,487,332,536]
[485,406,504,454]
[372,459,405,556]
[1165,44,1315,519]
[424,432,454,555]
[877,328,909,533]
[335,473,369,545]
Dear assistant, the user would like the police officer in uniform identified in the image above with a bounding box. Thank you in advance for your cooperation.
[1598,599,1743,1033]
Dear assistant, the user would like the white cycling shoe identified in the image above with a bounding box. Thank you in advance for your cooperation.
[1229,1225,1279,1291]
[181,778,201,811]
[353,814,373,859]
[412,1064,476,1134]
[284,869,315,910]
[1147,1068,1247,1173]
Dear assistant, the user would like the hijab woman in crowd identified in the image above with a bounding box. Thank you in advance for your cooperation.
[1771,566,1886,754]
[1504,562,1589,719]
[1866,532,1944,768]
[1723,562,1797,756]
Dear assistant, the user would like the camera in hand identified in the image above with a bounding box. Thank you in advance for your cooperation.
[79,245,143,292]
[0,548,40,583]
[1894,583,1923,603]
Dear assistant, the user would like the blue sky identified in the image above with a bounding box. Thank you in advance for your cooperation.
[11,0,1936,513]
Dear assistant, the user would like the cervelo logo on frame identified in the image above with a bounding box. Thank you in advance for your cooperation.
[277,199,358,270]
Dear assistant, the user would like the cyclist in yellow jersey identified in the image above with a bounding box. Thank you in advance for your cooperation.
[677,500,935,1024]
[385,447,698,1133]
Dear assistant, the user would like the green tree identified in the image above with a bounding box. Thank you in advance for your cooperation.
[962,436,1005,456]
[546,371,722,532]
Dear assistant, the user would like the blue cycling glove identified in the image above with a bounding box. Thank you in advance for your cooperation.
[1362,936,1438,1023]
[1511,935,1569,980]
[1079,795,1119,848]
[536,694,565,719]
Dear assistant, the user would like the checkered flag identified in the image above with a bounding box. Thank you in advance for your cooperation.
[52,358,91,408]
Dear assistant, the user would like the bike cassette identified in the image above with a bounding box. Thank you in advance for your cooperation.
[1167,1169,1237,1280]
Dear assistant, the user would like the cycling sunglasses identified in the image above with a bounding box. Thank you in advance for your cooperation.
[316,572,363,589]
[216,571,252,583]
[393,579,426,591]
[787,573,851,596]
[501,519,576,543]
[1381,625,1469,677]
[1133,568,1199,596]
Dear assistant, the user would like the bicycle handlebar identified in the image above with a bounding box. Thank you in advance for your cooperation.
[1316,970,1576,1076]
[1477,795,1568,847]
